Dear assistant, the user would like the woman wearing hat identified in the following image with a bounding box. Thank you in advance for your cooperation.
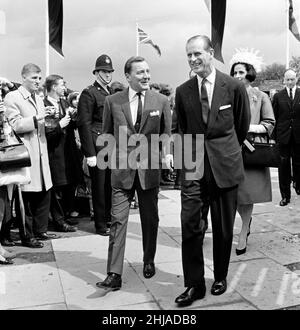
[229,49,275,255]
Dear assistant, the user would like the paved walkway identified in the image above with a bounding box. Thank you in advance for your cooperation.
[1,169,300,310]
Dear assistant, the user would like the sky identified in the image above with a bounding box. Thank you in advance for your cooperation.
[1,0,300,92]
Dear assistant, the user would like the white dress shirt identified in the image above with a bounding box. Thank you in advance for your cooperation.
[47,95,59,108]
[128,87,145,124]
[286,85,296,99]
[196,66,216,108]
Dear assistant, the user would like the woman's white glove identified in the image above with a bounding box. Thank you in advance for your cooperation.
[86,156,97,167]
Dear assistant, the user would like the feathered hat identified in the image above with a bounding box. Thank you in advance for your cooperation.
[229,48,264,73]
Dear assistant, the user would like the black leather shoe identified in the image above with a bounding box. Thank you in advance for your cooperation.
[96,273,122,290]
[22,238,44,248]
[55,223,77,232]
[96,228,110,236]
[35,233,59,240]
[175,285,206,307]
[0,238,15,247]
[0,258,14,265]
[211,279,227,296]
[279,198,290,206]
[143,263,155,279]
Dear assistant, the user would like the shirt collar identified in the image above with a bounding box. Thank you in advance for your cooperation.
[286,86,296,93]
[19,85,33,99]
[47,95,59,105]
[95,79,109,93]
[128,87,146,101]
[196,66,216,86]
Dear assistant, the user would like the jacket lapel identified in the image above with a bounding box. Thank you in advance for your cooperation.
[18,86,38,112]
[207,70,227,132]
[121,89,135,132]
[139,90,153,132]
[292,88,300,107]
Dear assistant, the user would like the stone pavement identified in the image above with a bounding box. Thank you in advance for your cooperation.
[1,169,300,310]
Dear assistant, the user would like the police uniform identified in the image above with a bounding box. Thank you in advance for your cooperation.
[77,55,113,234]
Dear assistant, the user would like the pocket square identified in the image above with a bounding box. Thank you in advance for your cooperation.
[150,110,160,117]
[219,104,231,110]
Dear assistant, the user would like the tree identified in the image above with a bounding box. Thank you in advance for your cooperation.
[257,63,286,82]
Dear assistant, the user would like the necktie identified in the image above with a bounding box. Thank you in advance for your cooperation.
[201,79,209,125]
[289,88,293,101]
[31,92,36,104]
[134,92,142,132]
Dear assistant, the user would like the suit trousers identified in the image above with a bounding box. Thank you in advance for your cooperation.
[49,185,76,227]
[278,136,300,198]
[0,186,11,241]
[181,154,238,286]
[107,173,160,275]
[88,166,112,231]
[18,190,51,241]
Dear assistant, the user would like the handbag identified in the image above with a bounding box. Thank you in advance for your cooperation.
[0,131,31,172]
[0,166,31,186]
[242,135,280,168]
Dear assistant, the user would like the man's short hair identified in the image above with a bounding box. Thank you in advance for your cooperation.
[150,83,160,91]
[45,74,63,93]
[230,62,257,83]
[284,68,297,76]
[186,35,213,51]
[21,63,41,77]
[124,56,145,75]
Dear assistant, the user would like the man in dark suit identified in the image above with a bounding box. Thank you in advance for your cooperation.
[77,55,114,235]
[44,74,83,233]
[96,56,172,290]
[174,35,250,307]
[273,69,300,206]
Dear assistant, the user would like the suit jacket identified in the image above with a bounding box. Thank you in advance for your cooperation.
[44,97,83,186]
[77,81,110,157]
[4,86,52,192]
[272,87,300,144]
[102,88,171,190]
[175,70,250,188]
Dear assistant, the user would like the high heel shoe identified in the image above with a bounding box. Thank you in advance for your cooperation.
[236,218,252,255]
[236,240,247,255]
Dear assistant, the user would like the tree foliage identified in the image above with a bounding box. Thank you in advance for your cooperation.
[256,63,286,82]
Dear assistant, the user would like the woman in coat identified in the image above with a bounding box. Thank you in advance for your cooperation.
[229,49,275,255]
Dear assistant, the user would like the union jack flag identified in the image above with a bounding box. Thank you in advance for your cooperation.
[138,27,161,56]
[289,0,300,42]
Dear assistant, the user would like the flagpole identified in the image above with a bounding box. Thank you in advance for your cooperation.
[136,20,139,56]
[286,0,290,69]
[45,0,50,76]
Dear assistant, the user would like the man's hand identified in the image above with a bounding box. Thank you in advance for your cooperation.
[86,156,97,167]
[59,113,71,128]
[0,77,14,88]
[164,154,174,170]
[36,114,45,121]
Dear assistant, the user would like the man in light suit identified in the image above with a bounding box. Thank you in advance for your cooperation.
[4,63,57,248]
[174,35,250,306]
[272,69,300,206]
[96,56,172,290]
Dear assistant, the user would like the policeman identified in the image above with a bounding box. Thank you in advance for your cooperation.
[77,54,114,236]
